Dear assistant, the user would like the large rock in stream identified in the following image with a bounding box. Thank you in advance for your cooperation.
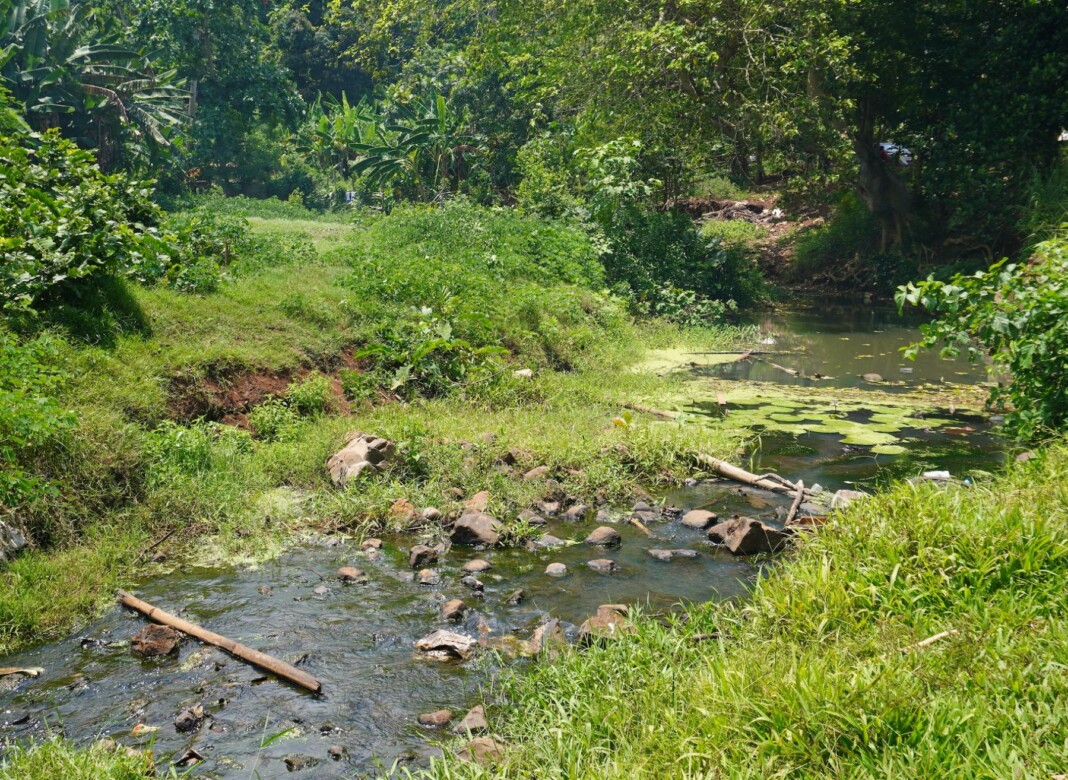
[450,513,501,547]
[131,625,180,657]
[707,517,791,555]
[415,630,476,661]
[579,604,635,644]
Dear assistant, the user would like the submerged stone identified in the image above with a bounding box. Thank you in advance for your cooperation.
[708,517,790,555]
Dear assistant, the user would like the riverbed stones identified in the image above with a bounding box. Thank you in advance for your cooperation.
[579,604,634,644]
[451,513,501,547]
[831,489,869,509]
[457,736,506,765]
[505,588,525,606]
[462,559,492,574]
[419,709,454,727]
[328,745,347,761]
[461,575,485,593]
[360,538,383,551]
[463,491,491,513]
[518,509,547,525]
[453,705,489,735]
[0,521,27,563]
[131,625,180,657]
[529,618,568,659]
[389,498,416,522]
[408,545,437,569]
[707,517,790,555]
[584,526,621,547]
[415,630,476,661]
[421,507,443,523]
[418,569,440,586]
[562,504,590,522]
[523,466,549,481]
[647,548,700,562]
[337,566,366,583]
[545,562,568,577]
[681,509,718,530]
[441,599,468,622]
[327,432,395,485]
[631,501,659,524]
[587,558,619,574]
[862,373,884,383]
[535,499,561,516]
[174,704,205,733]
[284,755,319,772]
[535,533,565,548]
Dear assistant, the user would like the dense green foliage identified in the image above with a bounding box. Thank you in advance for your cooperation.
[420,446,1068,779]
[900,235,1068,440]
[0,131,159,312]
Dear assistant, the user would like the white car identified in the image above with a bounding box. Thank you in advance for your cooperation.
[879,142,913,166]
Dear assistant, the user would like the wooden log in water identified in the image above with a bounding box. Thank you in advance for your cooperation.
[117,590,322,693]
[785,480,805,525]
[695,453,814,498]
[628,516,653,536]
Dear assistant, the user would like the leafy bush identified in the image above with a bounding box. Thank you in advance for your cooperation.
[792,192,879,274]
[601,207,765,308]
[341,202,623,396]
[0,131,160,313]
[356,309,507,399]
[247,398,300,442]
[642,284,735,327]
[0,332,74,507]
[898,235,1068,439]
[286,373,333,416]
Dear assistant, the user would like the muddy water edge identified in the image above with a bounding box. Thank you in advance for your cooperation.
[0,301,1004,778]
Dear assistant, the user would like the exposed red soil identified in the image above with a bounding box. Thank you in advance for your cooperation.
[168,351,361,428]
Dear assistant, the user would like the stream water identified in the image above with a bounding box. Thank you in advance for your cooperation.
[0,303,1005,778]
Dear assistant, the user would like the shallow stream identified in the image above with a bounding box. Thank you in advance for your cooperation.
[0,302,1004,777]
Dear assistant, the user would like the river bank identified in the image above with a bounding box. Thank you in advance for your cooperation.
[0,203,1023,778]
[416,442,1068,779]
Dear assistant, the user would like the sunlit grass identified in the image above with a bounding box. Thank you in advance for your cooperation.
[419,444,1068,778]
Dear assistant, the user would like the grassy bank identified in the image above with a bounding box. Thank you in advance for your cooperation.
[418,443,1068,779]
[0,201,751,654]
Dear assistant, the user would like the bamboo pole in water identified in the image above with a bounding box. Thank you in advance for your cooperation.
[695,453,814,498]
[117,590,322,693]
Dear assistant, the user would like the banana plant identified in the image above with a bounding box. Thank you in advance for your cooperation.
[350,92,481,201]
[1,0,187,165]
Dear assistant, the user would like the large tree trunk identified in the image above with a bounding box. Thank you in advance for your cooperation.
[850,109,915,251]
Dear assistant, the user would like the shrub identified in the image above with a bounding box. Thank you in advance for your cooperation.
[0,131,160,313]
[247,398,299,442]
[285,373,333,416]
[792,192,879,274]
[898,235,1068,439]
[601,207,765,308]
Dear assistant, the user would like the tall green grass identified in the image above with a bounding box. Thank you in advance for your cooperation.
[421,444,1068,778]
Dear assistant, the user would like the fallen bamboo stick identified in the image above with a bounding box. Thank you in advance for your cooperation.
[621,402,681,419]
[628,516,653,536]
[0,667,43,678]
[785,480,805,525]
[695,453,814,498]
[117,590,322,693]
[756,357,800,377]
[899,629,959,653]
